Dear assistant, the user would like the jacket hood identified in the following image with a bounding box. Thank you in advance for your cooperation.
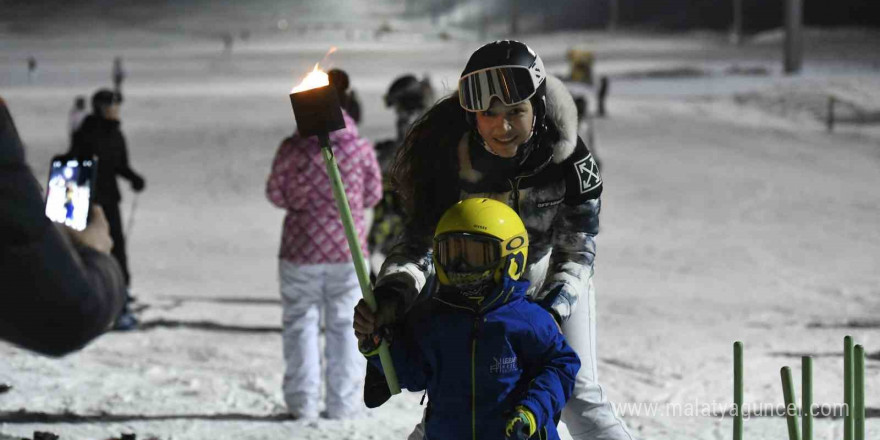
[543,75,579,164]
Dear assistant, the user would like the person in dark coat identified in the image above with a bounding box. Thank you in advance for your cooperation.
[69,89,145,329]
[1,96,126,356]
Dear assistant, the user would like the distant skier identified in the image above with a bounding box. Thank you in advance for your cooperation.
[27,56,37,83]
[69,89,146,330]
[68,96,88,140]
[112,57,126,95]
[356,199,579,440]
[221,33,234,55]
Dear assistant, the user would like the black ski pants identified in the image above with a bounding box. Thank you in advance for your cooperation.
[102,201,130,286]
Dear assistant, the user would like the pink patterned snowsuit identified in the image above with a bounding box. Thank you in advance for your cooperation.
[266,110,382,418]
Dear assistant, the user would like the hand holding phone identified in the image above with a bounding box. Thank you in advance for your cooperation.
[64,205,113,254]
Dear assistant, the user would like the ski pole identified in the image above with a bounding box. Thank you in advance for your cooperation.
[125,192,139,241]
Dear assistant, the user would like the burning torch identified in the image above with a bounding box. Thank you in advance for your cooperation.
[289,62,401,396]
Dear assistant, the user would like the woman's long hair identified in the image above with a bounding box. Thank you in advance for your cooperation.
[390,94,467,239]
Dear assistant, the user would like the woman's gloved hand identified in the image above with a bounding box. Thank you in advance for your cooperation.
[356,325,394,357]
[353,282,407,339]
[130,174,145,192]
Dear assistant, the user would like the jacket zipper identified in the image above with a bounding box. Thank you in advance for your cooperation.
[507,177,523,214]
[506,154,551,214]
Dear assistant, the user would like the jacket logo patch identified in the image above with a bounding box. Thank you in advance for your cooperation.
[574,154,601,194]
[489,356,518,374]
[536,197,564,208]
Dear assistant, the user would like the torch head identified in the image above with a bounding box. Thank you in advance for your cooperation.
[290,85,346,138]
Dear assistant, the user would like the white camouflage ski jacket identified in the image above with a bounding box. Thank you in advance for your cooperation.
[377,76,602,322]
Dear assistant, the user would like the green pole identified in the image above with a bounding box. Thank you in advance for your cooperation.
[845,335,854,440]
[802,356,812,440]
[319,134,401,395]
[854,345,865,440]
[781,366,801,440]
[734,341,743,440]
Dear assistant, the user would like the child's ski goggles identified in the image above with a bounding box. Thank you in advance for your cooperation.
[434,232,501,273]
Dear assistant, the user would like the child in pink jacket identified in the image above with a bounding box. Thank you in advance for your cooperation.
[266,95,382,419]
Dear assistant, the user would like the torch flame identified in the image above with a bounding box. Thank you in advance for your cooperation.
[290,47,338,94]
[291,63,329,93]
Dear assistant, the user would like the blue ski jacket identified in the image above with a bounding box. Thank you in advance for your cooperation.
[369,277,579,440]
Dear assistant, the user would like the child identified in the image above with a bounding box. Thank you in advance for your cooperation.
[358,198,579,439]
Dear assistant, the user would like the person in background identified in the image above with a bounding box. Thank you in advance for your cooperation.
[26,56,37,83]
[377,74,435,170]
[328,68,362,125]
[112,57,126,95]
[68,96,88,140]
[1,96,126,356]
[367,74,435,278]
[266,68,382,419]
[69,89,145,330]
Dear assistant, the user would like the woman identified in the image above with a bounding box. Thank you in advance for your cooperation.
[355,40,634,440]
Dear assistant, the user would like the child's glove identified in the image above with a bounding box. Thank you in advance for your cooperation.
[358,325,394,357]
[505,406,536,439]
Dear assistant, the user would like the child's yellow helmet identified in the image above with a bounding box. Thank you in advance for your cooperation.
[433,198,529,287]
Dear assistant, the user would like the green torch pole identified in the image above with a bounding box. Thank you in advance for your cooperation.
[319,133,401,396]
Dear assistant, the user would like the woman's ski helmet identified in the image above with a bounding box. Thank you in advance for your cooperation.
[458,40,547,130]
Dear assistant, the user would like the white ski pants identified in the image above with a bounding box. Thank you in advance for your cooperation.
[408,278,634,440]
[279,260,366,419]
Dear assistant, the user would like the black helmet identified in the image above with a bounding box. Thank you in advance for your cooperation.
[91,88,122,112]
[458,40,546,117]
[385,74,428,111]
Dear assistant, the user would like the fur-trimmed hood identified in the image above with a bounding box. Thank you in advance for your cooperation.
[542,75,580,163]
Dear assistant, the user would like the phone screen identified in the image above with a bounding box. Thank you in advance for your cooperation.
[45,157,95,231]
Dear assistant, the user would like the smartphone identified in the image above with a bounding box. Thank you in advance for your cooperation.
[45,155,97,231]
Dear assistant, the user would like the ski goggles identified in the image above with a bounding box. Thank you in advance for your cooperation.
[458,66,538,112]
[434,233,502,273]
